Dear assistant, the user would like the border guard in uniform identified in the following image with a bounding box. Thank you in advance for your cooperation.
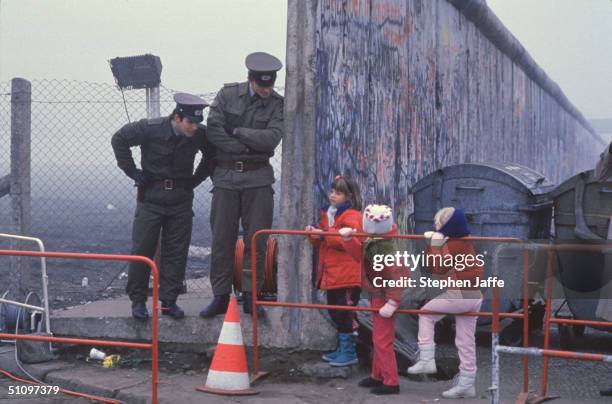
[200,52,284,317]
[112,93,215,321]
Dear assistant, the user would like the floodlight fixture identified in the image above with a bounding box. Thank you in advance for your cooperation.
[109,54,162,90]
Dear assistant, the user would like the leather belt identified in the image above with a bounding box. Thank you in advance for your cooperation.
[151,179,190,190]
[217,160,269,173]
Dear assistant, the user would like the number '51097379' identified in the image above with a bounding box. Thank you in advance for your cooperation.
[8,385,60,395]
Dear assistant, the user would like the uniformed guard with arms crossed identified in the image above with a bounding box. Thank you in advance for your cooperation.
[112,93,215,321]
[200,52,284,317]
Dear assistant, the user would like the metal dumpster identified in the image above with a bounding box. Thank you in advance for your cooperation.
[549,169,612,348]
[408,163,555,343]
[412,163,554,238]
[552,169,612,240]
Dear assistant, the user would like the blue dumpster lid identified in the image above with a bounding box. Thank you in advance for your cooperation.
[479,162,556,195]
[412,163,556,196]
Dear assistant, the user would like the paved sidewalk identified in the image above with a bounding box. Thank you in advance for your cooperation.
[1,340,611,403]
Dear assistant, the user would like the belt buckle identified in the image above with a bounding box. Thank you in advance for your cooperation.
[234,161,244,173]
[163,179,174,190]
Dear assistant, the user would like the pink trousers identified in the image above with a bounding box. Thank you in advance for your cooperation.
[370,296,399,386]
[418,290,483,372]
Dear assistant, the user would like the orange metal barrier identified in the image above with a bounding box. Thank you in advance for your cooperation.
[492,242,612,404]
[539,243,612,403]
[248,229,528,385]
[0,249,159,404]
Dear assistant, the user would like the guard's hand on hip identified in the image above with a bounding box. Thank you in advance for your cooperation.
[132,169,151,188]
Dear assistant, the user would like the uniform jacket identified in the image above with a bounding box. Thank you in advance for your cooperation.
[309,203,363,290]
[206,81,284,190]
[111,116,215,206]
[425,238,484,291]
[341,225,407,301]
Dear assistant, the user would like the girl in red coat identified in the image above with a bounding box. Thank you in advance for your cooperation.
[339,204,407,395]
[305,175,363,366]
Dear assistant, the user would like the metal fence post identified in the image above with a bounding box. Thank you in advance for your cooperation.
[146,86,160,119]
[10,78,32,298]
[146,85,165,292]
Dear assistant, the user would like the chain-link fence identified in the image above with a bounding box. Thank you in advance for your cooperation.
[0,78,282,309]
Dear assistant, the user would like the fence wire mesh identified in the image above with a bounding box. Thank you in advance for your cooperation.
[0,79,282,309]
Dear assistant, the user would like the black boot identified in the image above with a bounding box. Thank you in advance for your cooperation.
[199,294,230,318]
[601,387,612,396]
[358,377,383,388]
[161,300,185,319]
[370,385,400,395]
[131,301,149,321]
[242,292,264,317]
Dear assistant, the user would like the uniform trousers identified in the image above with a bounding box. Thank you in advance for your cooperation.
[209,185,273,294]
[126,201,192,303]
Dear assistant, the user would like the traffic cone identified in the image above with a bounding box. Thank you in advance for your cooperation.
[196,297,258,396]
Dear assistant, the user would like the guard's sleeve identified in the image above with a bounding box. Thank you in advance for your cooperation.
[111,119,148,178]
[191,126,217,188]
[232,100,283,153]
[206,89,249,153]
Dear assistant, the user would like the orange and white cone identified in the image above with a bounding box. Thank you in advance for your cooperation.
[196,297,258,396]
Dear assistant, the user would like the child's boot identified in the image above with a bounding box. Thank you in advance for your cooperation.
[329,333,358,366]
[370,384,400,395]
[442,370,476,398]
[322,334,341,362]
[407,343,436,374]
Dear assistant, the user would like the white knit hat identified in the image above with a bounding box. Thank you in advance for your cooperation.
[363,204,393,234]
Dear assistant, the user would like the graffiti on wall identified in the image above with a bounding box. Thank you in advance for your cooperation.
[314,0,602,231]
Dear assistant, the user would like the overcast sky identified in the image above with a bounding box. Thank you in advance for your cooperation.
[487,0,612,120]
[0,0,610,119]
[0,0,288,94]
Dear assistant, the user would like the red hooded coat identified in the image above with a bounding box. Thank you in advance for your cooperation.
[310,205,363,290]
[425,238,484,290]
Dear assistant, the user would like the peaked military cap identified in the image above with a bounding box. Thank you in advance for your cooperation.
[173,92,209,123]
[245,52,282,87]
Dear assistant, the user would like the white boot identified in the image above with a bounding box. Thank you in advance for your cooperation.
[442,370,476,398]
[407,343,437,374]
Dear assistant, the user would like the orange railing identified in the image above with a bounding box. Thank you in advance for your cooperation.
[248,229,528,392]
[492,242,612,404]
[0,250,160,404]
